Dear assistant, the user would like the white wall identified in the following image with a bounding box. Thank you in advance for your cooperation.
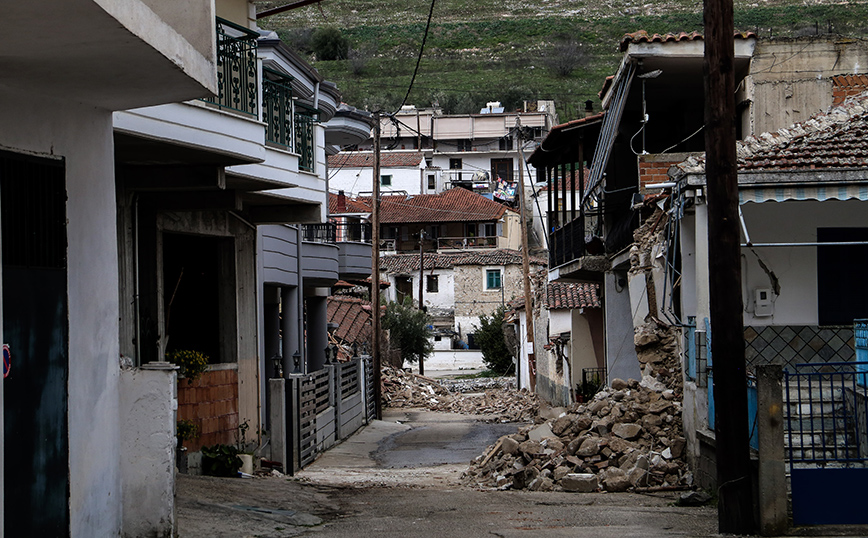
[420,349,485,372]
[0,91,124,536]
[330,165,424,196]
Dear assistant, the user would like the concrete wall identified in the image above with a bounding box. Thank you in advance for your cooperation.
[119,365,176,538]
[261,225,300,287]
[337,241,372,279]
[0,91,124,536]
[330,166,424,196]
[604,270,642,383]
[570,309,604,390]
[418,350,485,372]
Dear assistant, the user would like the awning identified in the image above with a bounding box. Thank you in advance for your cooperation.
[739,185,868,204]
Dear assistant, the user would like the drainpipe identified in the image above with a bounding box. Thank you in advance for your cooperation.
[133,192,142,365]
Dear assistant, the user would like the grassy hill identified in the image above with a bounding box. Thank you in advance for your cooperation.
[255,0,868,121]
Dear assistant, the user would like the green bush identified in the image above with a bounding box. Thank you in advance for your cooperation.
[201,444,242,477]
[166,349,209,381]
[176,419,200,446]
[475,305,513,374]
[311,27,349,61]
[382,300,433,367]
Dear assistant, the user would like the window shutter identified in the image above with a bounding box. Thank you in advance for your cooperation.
[496,221,503,236]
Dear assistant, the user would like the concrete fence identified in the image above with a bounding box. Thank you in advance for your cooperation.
[270,356,375,474]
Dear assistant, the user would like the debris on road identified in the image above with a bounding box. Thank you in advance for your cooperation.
[461,377,690,492]
[381,366,539,422]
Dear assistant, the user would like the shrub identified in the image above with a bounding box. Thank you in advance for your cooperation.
[475,305,514,374]
[166,349,209,381]
[176,419,200,446]
[311,27,349,61]
[201,444,242,477]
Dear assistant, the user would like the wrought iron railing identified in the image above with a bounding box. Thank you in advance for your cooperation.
[204,17,259,116]
[263,68,294,148]
[295,102,318,172]
[335,222,372,243]
[549,218,585,267]
[579,367,606,402]
[437,236,497,250]
[302,223,336,243]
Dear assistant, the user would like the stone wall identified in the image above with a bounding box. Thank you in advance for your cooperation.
[453,263,526,319]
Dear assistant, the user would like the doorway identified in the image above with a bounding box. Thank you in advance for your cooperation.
[1,150,69,536]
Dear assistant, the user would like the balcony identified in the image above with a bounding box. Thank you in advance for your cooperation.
[301,223,371,280]
[203,18,259,117]
[437,236,498,250]
[262,69,318,175]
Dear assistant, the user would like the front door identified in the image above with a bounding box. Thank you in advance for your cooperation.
[491,158,513,182]
[1,150,69,536]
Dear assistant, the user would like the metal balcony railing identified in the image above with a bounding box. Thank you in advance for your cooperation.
[295,102,317,173]
[263,68,294,148]
[437,236,497,250]
[549,218,585,268]
[335,222,372,243]
[302,223,336,243]
[203,17,259,116]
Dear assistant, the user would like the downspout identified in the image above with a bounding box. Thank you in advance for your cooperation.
[133,192,142,365]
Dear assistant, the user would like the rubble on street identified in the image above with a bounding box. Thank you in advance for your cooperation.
[381,366,538,422]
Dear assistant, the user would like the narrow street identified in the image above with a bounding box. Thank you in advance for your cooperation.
[177,409,720,537]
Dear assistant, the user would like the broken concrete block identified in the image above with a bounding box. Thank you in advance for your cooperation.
[501,436,520,456]
[610,378,630,391]
[612,423,643,440]
[527,423,555,442]
[551,415,574,436]
[561,473,598,493]
[518,439,543,457]
[603,468,632,492]
[511,466,539,490]
[553,466,572,481]
[576,438,601,457]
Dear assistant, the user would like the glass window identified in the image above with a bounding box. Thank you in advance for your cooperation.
[449,158,462,170]
[427,175,436,190]
[380,174,392,186]
[486,269,502,290]
[426,275,439,293]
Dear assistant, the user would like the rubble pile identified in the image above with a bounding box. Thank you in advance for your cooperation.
[382,367,539,422]
[438,377,516,393]
[461,378,689,493]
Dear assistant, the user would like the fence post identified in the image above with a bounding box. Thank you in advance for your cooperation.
[334,363,343,440]
[268,378,288,472]
[288,376,301,475]
[756,364,788,536]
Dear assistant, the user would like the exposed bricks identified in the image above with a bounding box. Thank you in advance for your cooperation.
[177,368,239,452]
[638,155,684,192]
[831,75,868,107]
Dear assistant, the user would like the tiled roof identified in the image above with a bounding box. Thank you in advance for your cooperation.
[328,192,372,214]
[327,295,372,345]
[379,187,510,224]
[619,30,756,52]
[546,282,601,309]
[380,249,546,274]
[327,151,424,169]
[673,91,868,175]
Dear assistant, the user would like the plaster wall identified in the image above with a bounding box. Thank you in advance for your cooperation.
[119,366,176,538]
[0,91,123,536]
[604,270,642,384]
[386,269,455,312]
[138,0,216,60]
[516,311,531,391]
[570,309,604,390]
[330,166,423,196]
[419,350,485,371]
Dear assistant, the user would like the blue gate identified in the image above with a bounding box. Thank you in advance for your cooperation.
[785,359,868,525]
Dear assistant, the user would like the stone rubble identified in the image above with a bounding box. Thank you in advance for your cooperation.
[461,374,691,493]
[381,366,539,422]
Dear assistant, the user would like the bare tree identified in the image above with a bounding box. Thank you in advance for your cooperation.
[543,37,589,77]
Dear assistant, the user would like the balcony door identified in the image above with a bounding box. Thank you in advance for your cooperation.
[491,158,513,182]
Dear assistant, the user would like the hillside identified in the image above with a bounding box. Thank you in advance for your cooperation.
[256,0,868,122]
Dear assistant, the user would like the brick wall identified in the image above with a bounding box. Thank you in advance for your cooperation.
[831,74,868,107]
[177,367,239,452]
[637,154,690,192]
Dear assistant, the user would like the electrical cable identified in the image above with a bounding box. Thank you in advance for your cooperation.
[396,0,437,113]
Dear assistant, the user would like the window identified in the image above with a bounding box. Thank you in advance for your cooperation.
[486,269,502,290]
[482,223,497,237]
[426,275,439,293]
[499,137,513,151]
[380,174,392,186]
[449,158,462,170]
[818,228,868,325]
[457,139,472,152]
[427,175,436,190]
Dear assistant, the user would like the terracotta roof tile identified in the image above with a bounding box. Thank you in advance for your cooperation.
[620,30,756,52]
[673,91,868,175]
[380,249,546,274]
[327,151,424,169]
[327,295,372,345]
[329,192,372,214]
[379,187,511,224]
[546,282,601,309]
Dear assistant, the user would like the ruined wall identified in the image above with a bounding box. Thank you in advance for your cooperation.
[453,263,527,336]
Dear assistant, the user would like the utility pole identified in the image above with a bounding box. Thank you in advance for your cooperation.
[515,119,536,392]
[703,0,755,533]
[371,112,383,420]
[418,230,425,376]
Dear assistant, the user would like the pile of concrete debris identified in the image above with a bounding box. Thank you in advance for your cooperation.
[461,377,688,493]
[438,376,516,393]
[382,366,538,422]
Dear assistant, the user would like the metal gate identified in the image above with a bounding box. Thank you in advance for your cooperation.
[785,359,868,525]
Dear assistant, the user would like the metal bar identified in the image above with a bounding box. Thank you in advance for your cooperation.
[741,241,868,247]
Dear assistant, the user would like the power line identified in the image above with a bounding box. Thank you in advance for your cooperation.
[396,0,437,113]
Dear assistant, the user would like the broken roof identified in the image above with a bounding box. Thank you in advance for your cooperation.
[327,295,372,345]
[378,187,512,224]
[546,282,601,309]
[328,192,372,214]
[380,249,546,274]
[327,151,424,169]
[674,91,868,176]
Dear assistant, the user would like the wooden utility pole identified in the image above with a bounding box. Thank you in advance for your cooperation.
[703,0,755,533]
[371,112,383,420]
[418,231,425,376]
[515,120,536,391]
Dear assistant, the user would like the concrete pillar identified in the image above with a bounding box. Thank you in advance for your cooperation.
[281,286,300,375]
[757,364,788,536]
[268,378,287,470]
[306,294,328,372]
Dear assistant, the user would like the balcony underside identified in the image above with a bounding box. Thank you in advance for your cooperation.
[549,255,609,283]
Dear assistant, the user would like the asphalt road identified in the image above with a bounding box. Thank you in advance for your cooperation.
[177,409,724,538]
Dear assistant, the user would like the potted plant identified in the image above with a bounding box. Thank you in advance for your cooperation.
[166,349,209,383]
